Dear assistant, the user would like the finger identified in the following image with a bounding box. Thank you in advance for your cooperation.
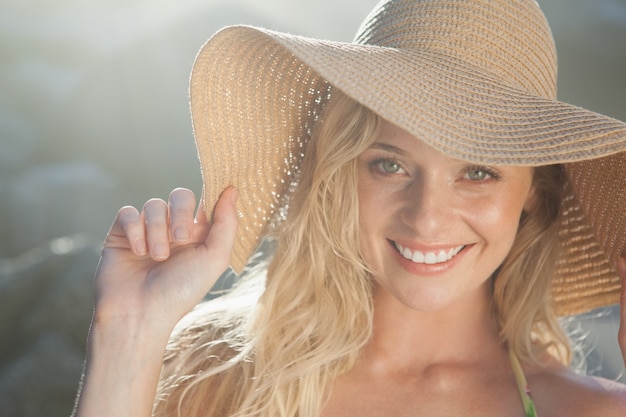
[195,197,208,226]
[203,186,239,275]
[168,188,197,244]
[192,199,211,243]
[108,206,147,256]
[143,198,170,261]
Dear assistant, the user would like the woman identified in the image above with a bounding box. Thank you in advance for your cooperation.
[73,0,626,416]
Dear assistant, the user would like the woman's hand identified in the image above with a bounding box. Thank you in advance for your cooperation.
[618,257,626,369]
[73,187,238,417]
[93,186,239,332]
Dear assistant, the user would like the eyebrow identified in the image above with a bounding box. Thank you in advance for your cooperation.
[368,142,411,157]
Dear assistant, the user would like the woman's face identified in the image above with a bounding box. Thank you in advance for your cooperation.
[357,120,535,312]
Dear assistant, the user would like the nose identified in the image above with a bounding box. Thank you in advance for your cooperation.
[400,175,452,237]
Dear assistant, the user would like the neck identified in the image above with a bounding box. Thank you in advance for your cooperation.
[361,281,504,374]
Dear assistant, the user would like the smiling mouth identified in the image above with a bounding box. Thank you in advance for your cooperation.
[393,242,466,265]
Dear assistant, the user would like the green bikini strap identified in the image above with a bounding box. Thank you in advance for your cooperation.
[508,348,539,417]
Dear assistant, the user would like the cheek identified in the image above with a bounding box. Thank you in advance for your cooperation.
[357,183,380,242]
[470,193,528,249]
[356,180,396,269]
[357,178,391,229]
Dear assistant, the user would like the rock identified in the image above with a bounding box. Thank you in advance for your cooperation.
[0,333,85,417]
[0,235,99,417]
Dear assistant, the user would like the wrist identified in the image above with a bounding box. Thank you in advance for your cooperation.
[73,316,171,417]
[90,299,179,341]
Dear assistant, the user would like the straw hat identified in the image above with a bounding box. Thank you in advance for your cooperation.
[190,0,626,316]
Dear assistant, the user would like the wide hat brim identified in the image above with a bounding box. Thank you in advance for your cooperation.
[190,24,626,317]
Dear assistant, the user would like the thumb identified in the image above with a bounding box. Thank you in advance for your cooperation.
[202,187,239,275]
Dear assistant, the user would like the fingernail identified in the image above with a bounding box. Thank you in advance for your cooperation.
[152,242,168,259]
[174,226,190,242]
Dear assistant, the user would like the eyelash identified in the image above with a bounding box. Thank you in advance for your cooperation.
[370,157,405,175]
[464,165,501,181]
[368,157,500,182]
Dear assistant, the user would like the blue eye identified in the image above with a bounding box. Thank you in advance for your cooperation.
[380,159,402,174]
[465,166,499,181]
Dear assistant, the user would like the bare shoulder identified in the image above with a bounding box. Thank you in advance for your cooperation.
[571,374,626,415]
[528,358,626,417]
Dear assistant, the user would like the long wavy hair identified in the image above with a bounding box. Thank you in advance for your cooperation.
[493,162,569,365]
[154,90,569,417]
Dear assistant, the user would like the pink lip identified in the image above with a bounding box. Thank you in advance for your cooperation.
[388,239,472,276]
[392,239,466,252]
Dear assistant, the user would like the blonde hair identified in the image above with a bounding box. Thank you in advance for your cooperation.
[155,89,380,417]
[154,91,569,417]
[493,164,570,365]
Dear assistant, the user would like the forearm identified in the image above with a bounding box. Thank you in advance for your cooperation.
[73,316,171,417]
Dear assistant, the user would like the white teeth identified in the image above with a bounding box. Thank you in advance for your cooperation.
[395,242,465,265]
[412,250,425,263]
[424,252,438,264]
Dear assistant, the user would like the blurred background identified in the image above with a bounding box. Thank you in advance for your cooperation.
[0,0,624,416]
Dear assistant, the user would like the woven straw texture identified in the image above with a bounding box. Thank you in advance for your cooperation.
[190,0,626,316]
